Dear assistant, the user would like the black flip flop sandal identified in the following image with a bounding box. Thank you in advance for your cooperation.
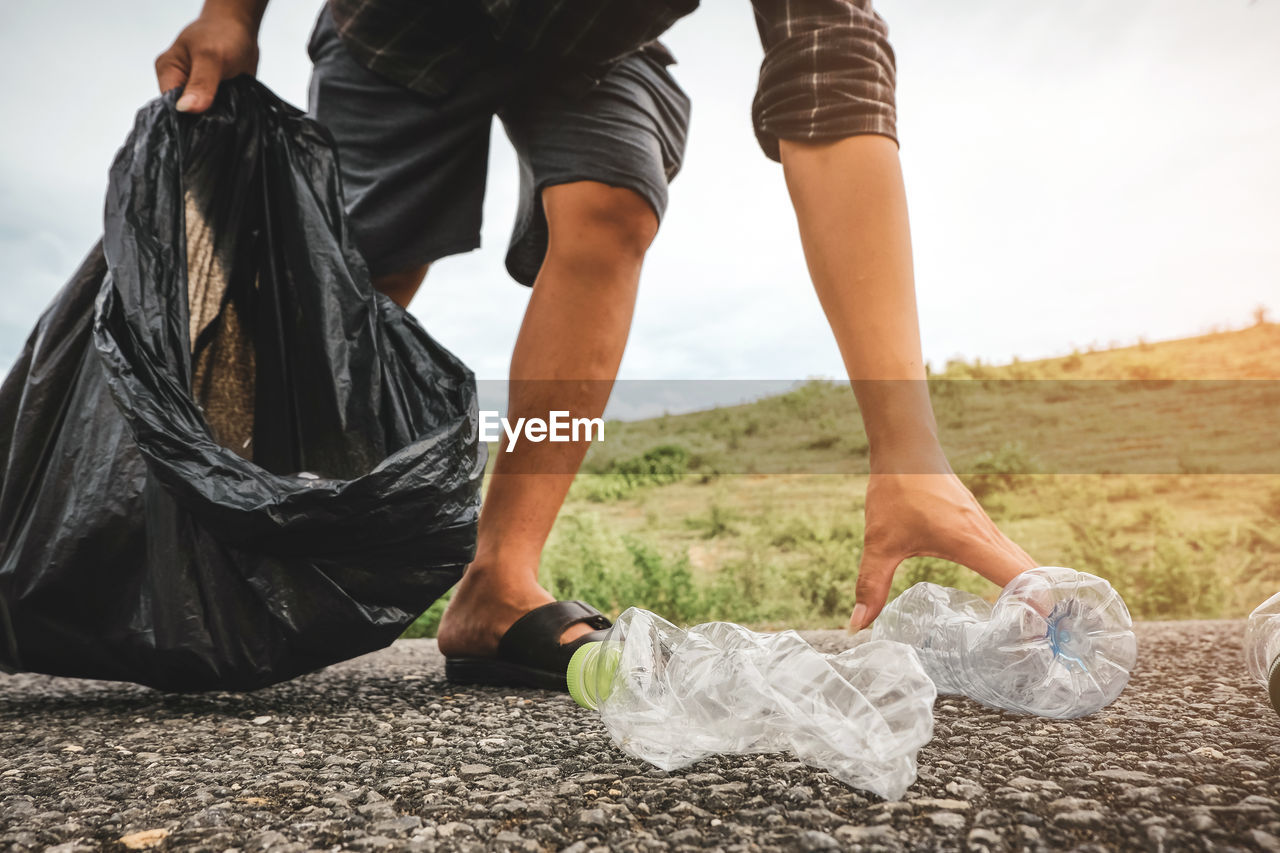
[443,600,614,691]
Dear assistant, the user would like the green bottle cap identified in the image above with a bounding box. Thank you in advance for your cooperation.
[567,641,620,710]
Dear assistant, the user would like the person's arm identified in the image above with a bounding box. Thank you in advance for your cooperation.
[780,135,1036,630]
[155,0,269,113]
[747,0,1034,628]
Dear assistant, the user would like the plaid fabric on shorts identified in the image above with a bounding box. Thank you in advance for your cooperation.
[327,0,897,161]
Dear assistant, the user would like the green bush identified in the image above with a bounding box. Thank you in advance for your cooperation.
[570,475,638,503]
[960,441,1044,501]
[1058,502,1271,620]
[540,512,707,624]
[608,444,689,484]
[889,557,995,601]
[708,552,792,624]
[539,510,869,628]
[727,513,866,622]
[402,592,450,639]
[571,444,692,502]
[684,502,741,538]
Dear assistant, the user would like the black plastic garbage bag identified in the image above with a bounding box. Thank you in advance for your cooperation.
[0,77,484,692]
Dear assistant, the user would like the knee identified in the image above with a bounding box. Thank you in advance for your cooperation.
[543,182,660,269]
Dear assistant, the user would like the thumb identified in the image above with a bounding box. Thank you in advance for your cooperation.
[849,547,902,632]
[176,50,221,113]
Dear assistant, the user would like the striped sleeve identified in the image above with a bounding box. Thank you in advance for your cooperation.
[750,0,898,162]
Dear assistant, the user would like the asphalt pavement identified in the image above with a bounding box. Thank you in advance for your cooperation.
[2,620,1278,852]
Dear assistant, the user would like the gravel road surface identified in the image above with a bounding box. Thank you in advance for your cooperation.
[2,620,1278,852]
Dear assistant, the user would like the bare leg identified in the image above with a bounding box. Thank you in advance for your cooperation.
[372,263,430,310]
[436,181,657,658]
[780,136,1036,629]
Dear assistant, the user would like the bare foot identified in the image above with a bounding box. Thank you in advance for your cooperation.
[436,563,597,658]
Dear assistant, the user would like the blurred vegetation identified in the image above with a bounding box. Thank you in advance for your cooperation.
[404,321,1280,636]
[402,594,450,640]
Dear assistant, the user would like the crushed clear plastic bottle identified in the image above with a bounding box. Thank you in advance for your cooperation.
[870,566,1137,719]
[566,608,937,800]
[1245,591,1280,714]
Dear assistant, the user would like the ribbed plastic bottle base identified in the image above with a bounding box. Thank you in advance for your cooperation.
[1268,654,1280,717]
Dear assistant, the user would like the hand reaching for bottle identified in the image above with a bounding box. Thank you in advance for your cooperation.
[850,472,1037,631]
[155,6,262,114]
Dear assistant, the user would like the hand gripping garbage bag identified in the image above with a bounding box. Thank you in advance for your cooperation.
[0,77,484,691]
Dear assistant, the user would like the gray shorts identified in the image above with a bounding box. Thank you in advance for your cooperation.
[306,7,691,285]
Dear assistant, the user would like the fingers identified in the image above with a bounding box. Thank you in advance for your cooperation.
[176,49,222,113]
[850,471,1040,634]
[850,547,903,631]
[155,47,189,96]
[1008,538,1039,572]
[962,516,1039,588]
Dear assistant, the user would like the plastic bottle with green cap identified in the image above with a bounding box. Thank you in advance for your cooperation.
[565,607,937,801]
[870,566,1137,719]
[1246,591,1280,715]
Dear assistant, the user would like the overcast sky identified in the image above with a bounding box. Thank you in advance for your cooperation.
[2,0,1277,382]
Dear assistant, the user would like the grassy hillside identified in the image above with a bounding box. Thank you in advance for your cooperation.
[957,321,1280,380]
[408,321,1280,635]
